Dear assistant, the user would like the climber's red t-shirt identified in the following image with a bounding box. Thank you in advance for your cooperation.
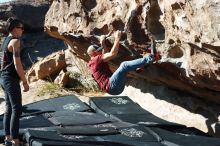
[88,54,112,92]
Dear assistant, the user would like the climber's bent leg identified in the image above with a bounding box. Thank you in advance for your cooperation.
[108,55,154,95]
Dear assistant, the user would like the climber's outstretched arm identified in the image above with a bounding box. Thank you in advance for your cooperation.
[102,31,121,62]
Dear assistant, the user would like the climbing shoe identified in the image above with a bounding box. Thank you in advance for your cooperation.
[154,51,161,62]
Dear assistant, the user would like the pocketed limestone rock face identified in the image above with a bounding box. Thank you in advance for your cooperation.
[44,0,220,103]
[157,0,220,102]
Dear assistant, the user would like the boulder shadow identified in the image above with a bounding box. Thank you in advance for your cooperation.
[125,78,220,137]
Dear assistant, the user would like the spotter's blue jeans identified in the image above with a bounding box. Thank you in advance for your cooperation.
[108,55,154,95]
[0,72,22,139]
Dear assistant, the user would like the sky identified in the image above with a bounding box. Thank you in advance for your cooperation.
[0,0,12,3]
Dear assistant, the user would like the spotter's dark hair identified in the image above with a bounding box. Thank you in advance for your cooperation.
[6,17,23,32]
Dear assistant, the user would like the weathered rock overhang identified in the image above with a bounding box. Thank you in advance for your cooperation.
[44,0,220,103]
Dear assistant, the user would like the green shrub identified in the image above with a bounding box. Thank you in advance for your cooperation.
[37,81,61,97]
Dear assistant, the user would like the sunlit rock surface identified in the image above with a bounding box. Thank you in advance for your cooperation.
[45,0,220,103]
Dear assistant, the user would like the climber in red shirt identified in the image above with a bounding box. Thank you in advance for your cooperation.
[87,31,157,95]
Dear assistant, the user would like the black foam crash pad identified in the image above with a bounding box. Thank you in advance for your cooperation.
[0,114,54,143]
[89,96,183,127]
[46,111,117,126]
[112,113,183,127]
[57,126,119,136]
[24,129,134,146]
[150,127,220,146]
[56,121,137,136]
[22,95,91,114]
[1,95,220,146]
[101,125,160,144]
[89,96,150,115]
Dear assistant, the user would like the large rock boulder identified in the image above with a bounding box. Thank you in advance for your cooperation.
[27,51,67,82]
[26,49,100,92]
[64,48,90,75]
[54,70,69,87]
[44,0,220,103]
[0,0,49,33]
